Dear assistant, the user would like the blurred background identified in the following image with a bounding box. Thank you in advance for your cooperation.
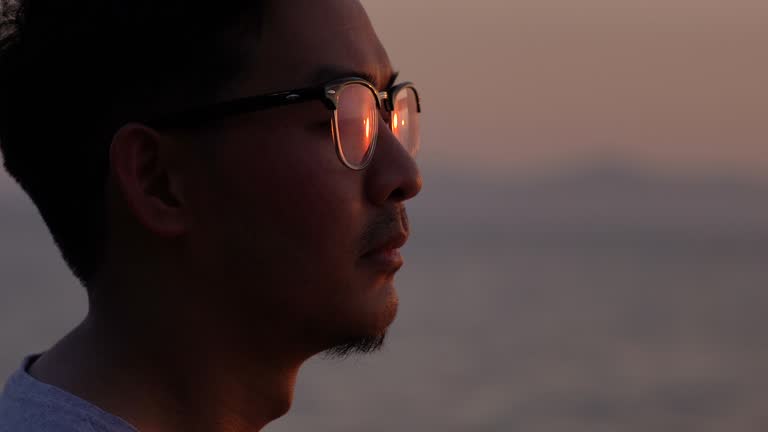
[2,0,768,430]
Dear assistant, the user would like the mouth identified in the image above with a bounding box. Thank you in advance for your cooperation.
[360,231,408,272]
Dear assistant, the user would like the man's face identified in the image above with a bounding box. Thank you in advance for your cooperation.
[180,0,422,355]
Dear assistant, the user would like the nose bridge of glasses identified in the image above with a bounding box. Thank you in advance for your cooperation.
[378,91,393,112]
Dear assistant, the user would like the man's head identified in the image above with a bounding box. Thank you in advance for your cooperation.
[0,0,421,357]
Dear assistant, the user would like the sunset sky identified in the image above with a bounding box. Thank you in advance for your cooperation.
[1,1,766,196]
[363,0,768,179]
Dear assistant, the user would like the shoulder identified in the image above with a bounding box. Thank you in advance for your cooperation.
[0,355,135,432]
[0,385,96,432]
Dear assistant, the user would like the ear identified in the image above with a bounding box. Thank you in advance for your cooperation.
[109,123,188,237]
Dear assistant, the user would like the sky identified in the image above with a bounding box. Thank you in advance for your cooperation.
[1,1,766,196]
[362,0,768,179]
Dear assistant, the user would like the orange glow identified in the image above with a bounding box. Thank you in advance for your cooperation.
[365,117,371,139]
[393,113,399,130]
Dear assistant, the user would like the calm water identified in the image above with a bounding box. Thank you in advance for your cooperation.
[2,173,768,431]
[268,232,768,432]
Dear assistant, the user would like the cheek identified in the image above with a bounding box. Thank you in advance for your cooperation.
[197,120,368,305]
[185,119,400,344]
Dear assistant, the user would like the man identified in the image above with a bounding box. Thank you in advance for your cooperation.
[0,0,422,430]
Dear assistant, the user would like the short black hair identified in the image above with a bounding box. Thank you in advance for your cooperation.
[0,0,264,285]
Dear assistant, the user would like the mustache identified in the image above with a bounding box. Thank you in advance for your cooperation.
[358,204,410,256]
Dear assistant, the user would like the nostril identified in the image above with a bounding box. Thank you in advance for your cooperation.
[387,167,422,203]
[389,187,407,202]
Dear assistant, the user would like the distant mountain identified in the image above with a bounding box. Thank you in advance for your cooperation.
[411,165,768,234]
[3,164,768,236]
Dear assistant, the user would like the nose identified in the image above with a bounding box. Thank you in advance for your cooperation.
[364,122,423,206]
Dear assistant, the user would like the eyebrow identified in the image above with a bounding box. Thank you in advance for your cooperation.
[310,66,400,90]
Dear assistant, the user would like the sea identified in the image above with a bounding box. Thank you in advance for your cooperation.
[2,168,768,431]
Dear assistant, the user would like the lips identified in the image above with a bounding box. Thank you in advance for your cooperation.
[361,231,408,258]
[359,205,410,273]
[360,231,408,271]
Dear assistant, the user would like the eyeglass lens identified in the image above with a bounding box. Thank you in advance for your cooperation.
[335,83,420,168]
[391,87,420,157]
[336,84,379,168]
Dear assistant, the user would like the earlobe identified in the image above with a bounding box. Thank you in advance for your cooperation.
[109,123,187,237]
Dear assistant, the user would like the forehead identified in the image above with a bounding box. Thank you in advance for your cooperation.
[232,0,393,94]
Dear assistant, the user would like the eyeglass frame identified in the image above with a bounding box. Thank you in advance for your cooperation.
[141,77,422,170]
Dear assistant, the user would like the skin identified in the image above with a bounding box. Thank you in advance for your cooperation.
[26,1,422,431]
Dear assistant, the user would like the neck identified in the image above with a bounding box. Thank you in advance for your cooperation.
[29,281,307,432]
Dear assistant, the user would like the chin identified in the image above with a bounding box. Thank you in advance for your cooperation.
[362,278,400,334]
[323,333,388,358]
[321,281,399,358]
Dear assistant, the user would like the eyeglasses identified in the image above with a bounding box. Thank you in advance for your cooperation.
[143,77,421,170]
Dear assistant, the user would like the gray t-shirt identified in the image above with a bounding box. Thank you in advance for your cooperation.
[0,354,138,432]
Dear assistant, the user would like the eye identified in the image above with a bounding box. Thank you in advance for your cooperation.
[308,119,329,130]
[306,115,333,133]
